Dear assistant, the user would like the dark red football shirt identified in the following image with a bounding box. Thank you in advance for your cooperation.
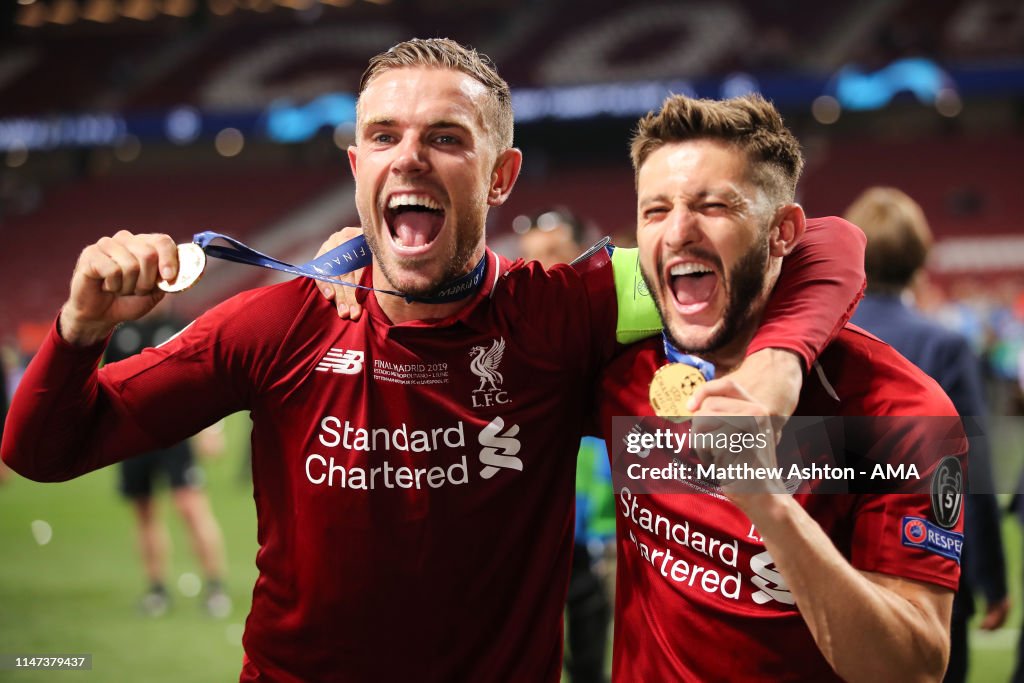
[6,249,620,681]
[599,326,965,682]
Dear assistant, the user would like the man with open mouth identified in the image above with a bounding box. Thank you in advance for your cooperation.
[599,94,963,682]
[5,39,869,681]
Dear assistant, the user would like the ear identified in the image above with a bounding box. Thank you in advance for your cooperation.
[769,203,806,257]
[487,147,523,207]
[347,145,358,179]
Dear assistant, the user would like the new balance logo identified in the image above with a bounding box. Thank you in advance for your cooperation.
[478,416,522,479]
[315,348,365,375]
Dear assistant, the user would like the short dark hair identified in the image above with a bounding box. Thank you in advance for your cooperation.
[530,207,585,246]
[359,38,513,149]
[631,94,804,207]
[844,187,932,294]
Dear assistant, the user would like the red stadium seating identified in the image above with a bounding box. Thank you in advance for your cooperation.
[0,166,345,336]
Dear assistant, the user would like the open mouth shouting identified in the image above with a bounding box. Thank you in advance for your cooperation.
[666,259,720,316]
[384,192,446,256]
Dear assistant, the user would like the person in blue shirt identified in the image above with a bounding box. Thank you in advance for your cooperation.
[570,436,615,683]
[846,187,1009,683]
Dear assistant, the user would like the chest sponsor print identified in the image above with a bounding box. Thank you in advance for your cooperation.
[302,415,526,491]
[619,488,799,606]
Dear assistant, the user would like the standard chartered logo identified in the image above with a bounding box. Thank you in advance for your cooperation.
[749,550,794,605]
[478,416,523,479]
[303,415,525,489]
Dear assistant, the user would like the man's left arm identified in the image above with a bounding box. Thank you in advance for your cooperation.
[695,380,960,683]
[734,494,952,683]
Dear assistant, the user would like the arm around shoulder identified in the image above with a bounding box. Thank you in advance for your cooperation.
[748,216,866,370]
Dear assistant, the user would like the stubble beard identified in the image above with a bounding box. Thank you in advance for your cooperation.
[363,207,486,299]
[643,235,770,361]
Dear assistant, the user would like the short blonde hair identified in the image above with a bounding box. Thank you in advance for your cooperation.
[631,94,804,207]
[844,187,932,294]
[359,38,514,150]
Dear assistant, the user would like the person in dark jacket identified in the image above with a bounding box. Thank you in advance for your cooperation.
[846,187,1009,683]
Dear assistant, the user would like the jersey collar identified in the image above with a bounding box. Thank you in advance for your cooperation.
[363,248,506,335]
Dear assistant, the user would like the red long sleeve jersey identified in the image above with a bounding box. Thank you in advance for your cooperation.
[3,218,865,681]
[599,326,965,682]
[8,249,618,681]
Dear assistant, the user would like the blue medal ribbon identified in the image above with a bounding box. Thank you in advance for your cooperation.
[662,333,716,381]
[192,231,486,304]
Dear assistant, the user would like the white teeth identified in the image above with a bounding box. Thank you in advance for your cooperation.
[388,194,441,211]
[670,262,714,276]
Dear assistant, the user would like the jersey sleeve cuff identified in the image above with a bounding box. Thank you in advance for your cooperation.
[745,338,813,372]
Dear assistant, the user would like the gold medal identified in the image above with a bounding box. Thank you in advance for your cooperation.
[158,242,207,293]
[649,363,706,417]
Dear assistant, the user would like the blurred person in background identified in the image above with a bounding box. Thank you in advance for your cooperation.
[845,186,1009,683]
[520,208,613,683]
[104,304,231,619]
[518,207,591,269]
[929,276,1024,413]
[0,352,8,483]
[571,437,616,677]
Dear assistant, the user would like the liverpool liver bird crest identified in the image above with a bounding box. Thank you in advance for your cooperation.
[469,338,505,392]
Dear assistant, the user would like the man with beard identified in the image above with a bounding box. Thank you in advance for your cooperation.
[4,40,866,681]
[599,94,964,682]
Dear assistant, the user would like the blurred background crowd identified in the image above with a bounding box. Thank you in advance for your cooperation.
[0,1,1022,681]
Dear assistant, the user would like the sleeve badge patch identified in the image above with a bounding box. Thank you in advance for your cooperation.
[901,515,963,563]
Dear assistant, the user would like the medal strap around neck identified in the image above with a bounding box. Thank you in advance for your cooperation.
[662,333,716,381]
[192,231,487,305]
